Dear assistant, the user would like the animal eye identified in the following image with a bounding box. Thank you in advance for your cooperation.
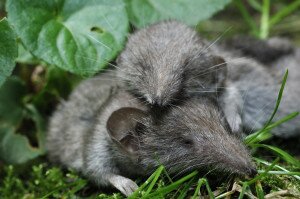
[182,139,193,146]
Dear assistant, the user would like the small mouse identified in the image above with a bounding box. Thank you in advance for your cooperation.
[47,71,256,196]
[117,20,299,137]
[217,37,300,137]
[47,71,148,196]
[117,20,227,106]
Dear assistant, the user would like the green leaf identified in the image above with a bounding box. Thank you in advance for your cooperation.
[0,77,26,127]
[0,127,43,164]
[6,0,129,76]
[126,0,230,28]
[16,43,39,65]
[0,77,44,164]
[25,104,47,153]
[0,18,18,87]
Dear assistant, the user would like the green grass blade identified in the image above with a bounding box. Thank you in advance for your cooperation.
[248,0,262,12]
[260,0,270,39]
[254,157,300,180]
[162,167,173,183]
[255,180,264,199]
[68,179,87,195]
[263,112,299,132]
[245,70,288,144]
[191,178,214,199]
[238,183,248,199]
[144,165,164,196]
[270,0,300,26]
[253,144,300,167]
[142,171,198,199]
[177,177,196,199]
[191,178,205,199]
[239,158,279,199]
[258,170,300,175]
[129,165,164,199]
[263,70,288,128]
[204,179,215,199]
[234,0,259,36]
[245,111,298,145]
[244,130,272,145]
[248,158,279,185]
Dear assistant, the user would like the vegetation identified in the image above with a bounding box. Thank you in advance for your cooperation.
[0,0,300,198]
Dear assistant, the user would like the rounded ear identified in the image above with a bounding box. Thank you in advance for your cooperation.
[186,54,227,93]
[106,107,147,154]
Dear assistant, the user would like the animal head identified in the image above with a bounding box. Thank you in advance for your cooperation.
[106,99,256,178]
[117,21,227,106]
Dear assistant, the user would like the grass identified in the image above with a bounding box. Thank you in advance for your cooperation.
[234,0,300,39]
[0,71,299,198]
[0,158,299,198]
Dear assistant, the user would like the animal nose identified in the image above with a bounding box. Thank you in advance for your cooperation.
[152,96,164,107]
[248,167,258,178]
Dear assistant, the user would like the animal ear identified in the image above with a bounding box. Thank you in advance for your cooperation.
[187,54,227,93]
[107,107,147,154]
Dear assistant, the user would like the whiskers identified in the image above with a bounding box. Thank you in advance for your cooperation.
[200,26,233,55]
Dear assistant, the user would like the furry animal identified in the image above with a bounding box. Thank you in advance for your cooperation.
[218,36,300,137]
[117,20,227,106]
[47,71,255,196]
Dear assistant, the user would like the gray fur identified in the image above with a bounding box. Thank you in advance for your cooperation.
[139,98,256,177]
[117,20,227,106]
[47,71,148,196]
[47,21,300,197]
[117,20,299,137]
[47,72,255,196]
[225,36,293,64]
[219,37,300,137]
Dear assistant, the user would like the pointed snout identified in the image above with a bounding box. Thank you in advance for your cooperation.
[247,166,258,178]
[150,95,168,107]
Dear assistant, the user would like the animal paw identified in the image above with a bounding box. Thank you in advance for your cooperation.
[108,175,139,196]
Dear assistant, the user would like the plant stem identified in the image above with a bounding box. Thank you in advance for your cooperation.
[260,0,270,39]
[234,0,259,36]
[248,0,262,12]
[270,0,300,26]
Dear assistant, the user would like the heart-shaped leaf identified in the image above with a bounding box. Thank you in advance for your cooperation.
[0,18,18,87]
[0,77,26,127]
[0,77,45,164]
[0,127,43,164]
[126,0,231,28]
[6,0,129,76]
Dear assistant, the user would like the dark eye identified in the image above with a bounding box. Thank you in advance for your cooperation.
[182,138,193,146]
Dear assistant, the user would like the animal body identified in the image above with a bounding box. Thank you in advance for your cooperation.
[218,36,300,137]
[47,71,255,196]
[47,20,300,196]
[118,20,300,137]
